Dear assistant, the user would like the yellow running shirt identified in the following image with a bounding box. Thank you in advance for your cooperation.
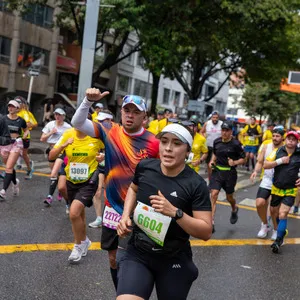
[187,133,208,173]
[17,109,37,138]
[54,128,104,184]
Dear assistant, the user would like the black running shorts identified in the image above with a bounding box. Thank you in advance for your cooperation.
[256,187,271,200]
[22,139,30,149]
[270,195,295,208]
[66,179,98,207]
[209,169,237,194]
[101,225,118,251]
[117,244,198,300]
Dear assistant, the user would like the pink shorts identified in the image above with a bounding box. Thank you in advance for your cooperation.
[0,139,23,158]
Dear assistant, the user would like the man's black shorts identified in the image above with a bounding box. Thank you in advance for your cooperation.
[101,225,118,251]
[256,187,271,200]
[22,139,30,149]
[209,169,237,194]
[66,179,98,207]
[270,194,295,207]
[206,147,213,164]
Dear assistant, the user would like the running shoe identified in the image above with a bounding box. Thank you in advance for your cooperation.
[257,223,271,239]
[88,217,102,228]
[66,205,70,215]
[271,238,283,254]
[24,169,33,180]
[271,229,277,241]
[81,238,92,257]
[44,195,53,206]
[57,193,63,201]
[12,179,20,196]
[68,244,83,263]
[0,189,6,200]
[230,207,239,224]
[16,164,22,170]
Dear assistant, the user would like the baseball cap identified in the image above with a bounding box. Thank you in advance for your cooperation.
[156,123,193,148]
[157,110,164,116]
[273,125,284,136]
[8,100,20,108]
[221,121,233,130]
[164,108,173,114]
[286,131,299,140]
[122,95,147,111]
[54,108,66,115]
[189,115,200,124]
[97,112,113,121]
[14,96,26,104]
[95,103,104,109]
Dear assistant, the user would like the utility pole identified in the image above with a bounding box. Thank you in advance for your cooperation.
[77,0,100,107]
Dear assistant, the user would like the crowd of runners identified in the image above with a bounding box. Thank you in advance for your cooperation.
[0,90,300,299]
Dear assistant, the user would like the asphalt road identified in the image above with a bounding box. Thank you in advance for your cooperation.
[0,172,300,300]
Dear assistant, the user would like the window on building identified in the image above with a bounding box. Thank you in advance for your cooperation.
[18,42,50,70]
[163,88,170,104]
[172,91,181,106]
[134,79,151,98]
[123,44,134,64]
[0,36,11,63]
[137,52,145,68]
[206,85,215,98]
[118,75,130,93]
[22,4,53,28]
[216,100,226,114]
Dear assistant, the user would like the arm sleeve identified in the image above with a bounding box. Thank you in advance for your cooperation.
[72,97,103,138]
[192,180,212,211]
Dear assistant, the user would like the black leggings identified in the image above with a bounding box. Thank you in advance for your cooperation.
[117,245,198,300]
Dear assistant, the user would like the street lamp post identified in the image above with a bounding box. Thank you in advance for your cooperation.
[76,0,101,107]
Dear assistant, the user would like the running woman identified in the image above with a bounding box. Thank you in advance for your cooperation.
[40,108,71,205]
[0,100,29,200]
[72,89,159,290]
[49,128,103,263]
[250,126,284,239]
[116,123,212,300]
[15,96,37,179]
[264,131,300,253]
[209,121,245,233]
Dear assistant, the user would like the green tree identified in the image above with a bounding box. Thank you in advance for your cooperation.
[240,82,300,123]
[138,0,300,106]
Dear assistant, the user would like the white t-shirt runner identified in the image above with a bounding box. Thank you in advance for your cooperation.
[42,121,71,144]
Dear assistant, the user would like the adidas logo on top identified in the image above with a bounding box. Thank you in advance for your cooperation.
[170,191,178,197]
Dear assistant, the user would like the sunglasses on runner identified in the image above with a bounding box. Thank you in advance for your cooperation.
[122,95,147,111]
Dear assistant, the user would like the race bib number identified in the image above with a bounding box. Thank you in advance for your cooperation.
[69,162,89,181]
[248,136,255,145]
[103,206,121,230]
[186,152,194,164]
[133,202,172,246]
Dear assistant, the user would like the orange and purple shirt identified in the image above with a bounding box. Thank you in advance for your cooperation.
[93,122,159,214]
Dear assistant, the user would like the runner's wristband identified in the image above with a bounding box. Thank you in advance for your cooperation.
[275,158,283,166]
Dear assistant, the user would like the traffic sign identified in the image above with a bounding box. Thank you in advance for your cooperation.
[28,70,40,77]
[288,71,300,85]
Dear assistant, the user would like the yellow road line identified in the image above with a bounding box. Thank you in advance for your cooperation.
[217,201,300,220]
[1,239,300,254]
[0,166,50,178]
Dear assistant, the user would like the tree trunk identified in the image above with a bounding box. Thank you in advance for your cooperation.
[150,73,160,113]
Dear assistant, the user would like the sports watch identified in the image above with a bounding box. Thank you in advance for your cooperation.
[174,209,183,220]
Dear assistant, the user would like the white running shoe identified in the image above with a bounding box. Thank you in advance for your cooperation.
[12,179,20,196]
[0,189,6,200]
[271,230,277,241]
[257,223,271,239]
[81,238,92,257]
[68,244,83,263]
[88,217,102,228]
[66,205,70,215]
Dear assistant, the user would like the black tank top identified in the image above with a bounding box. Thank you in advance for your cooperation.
[247,125,259,136]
